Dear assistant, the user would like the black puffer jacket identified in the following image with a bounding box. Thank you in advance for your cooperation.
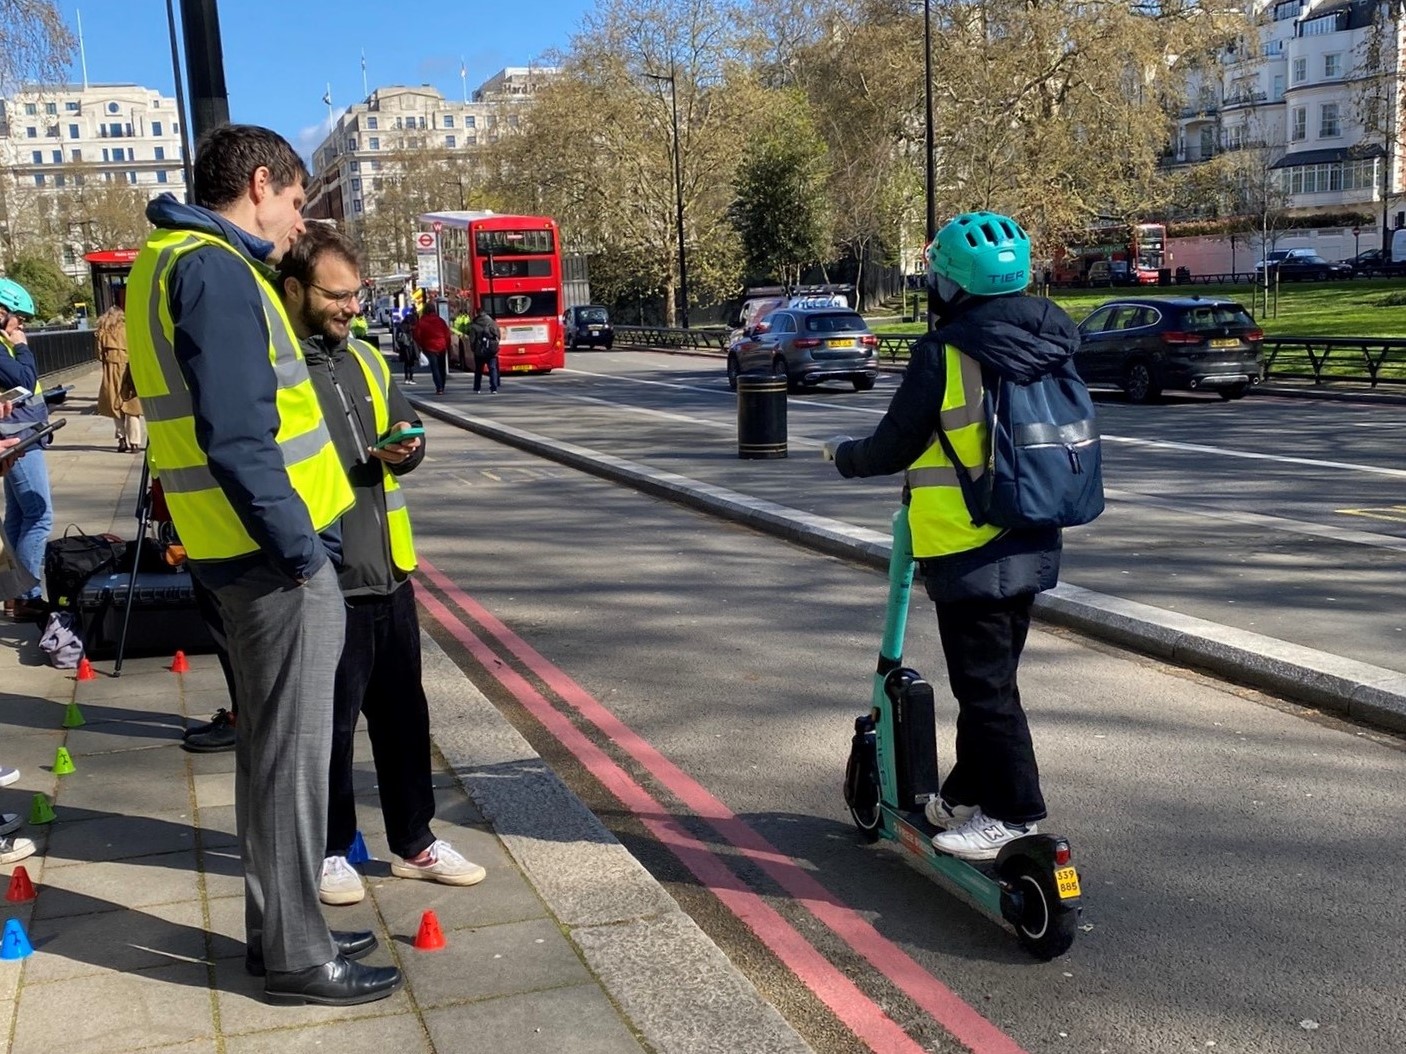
[834,295,1078,603]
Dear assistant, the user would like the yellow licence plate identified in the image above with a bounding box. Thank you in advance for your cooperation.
[828,338,856,348]
[1055,865,1081,899]
[1209,338,1240,348]
[511,364,534,372]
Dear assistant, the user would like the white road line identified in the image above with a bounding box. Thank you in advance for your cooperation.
[558,367,1406,476]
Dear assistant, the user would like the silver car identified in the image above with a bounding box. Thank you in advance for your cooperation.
[726,308,880,392]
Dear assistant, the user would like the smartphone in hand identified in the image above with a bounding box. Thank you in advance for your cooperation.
[374,425,425,449]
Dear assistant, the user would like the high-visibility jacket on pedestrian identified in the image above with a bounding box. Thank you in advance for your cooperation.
[348,338,417,573]
[0,334,41,397]
[125,229,354,561]
[905,344,1004,559]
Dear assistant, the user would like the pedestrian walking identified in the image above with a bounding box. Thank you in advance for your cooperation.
[825,211,1071,862]
[0,277,55,624]
[395,304,418,384]
[95,305,144,453]
[124,123,402,1007]
[412,303,452,395]
[470,308,501,394]
[279,224,486,905]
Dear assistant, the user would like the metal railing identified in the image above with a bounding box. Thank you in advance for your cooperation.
[31,328,98,382]
[615,325,1406,389]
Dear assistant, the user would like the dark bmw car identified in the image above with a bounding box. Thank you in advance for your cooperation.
[1267,254,1353,281]
[1076,297,1265,403]
[563,305,614,350]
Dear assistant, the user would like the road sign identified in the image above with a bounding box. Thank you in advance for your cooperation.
[417,252,440,291]
[1353,227,1361,237]
[432,220,443,233]
[415,232,437,252]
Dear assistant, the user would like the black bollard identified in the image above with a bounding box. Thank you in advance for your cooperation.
[736,375,787,459]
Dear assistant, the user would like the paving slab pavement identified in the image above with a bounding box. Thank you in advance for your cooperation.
[0,372,811,1054]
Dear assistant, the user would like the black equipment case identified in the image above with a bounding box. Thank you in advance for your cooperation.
[77,569,216,660]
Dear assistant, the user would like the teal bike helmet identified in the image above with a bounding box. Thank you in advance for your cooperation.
[0,278,36,317]
[927,211,1031,300]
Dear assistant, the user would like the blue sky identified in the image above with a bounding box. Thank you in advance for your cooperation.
[53,0,593,156]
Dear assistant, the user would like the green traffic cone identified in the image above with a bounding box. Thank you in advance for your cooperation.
[62,701,85,729]
[53,747,75,776]
[28,793,55,825]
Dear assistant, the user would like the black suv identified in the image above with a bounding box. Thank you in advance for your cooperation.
[564,305,614,350]
[1076,297,1264,403]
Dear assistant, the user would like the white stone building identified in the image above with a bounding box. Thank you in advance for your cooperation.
[1172,1,1405,229]
[304,68,556,241]
[0,83,187,276]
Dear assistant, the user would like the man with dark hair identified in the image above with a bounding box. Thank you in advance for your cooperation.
[278,225,486,907]
[125,123,403,1007]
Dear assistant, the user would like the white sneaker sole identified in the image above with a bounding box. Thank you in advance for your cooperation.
[0,841,35,866]
[929,837,1002,862]
[0,770,19,788]
[318,885,366,906]
[0,814,20,836]
[390,861,487,887]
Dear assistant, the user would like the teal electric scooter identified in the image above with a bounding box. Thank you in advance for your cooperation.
[844,507,1082,960]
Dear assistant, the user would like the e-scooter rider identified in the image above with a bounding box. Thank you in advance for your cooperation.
[824,211,1076,862]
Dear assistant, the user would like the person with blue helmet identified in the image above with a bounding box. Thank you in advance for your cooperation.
[0,276,55,623]
[824,211,1078,861]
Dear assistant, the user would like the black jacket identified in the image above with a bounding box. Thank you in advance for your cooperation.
[469,313,500,358]
[834,295,1076,603]
[302,335,425,597]
[145,193,337,588]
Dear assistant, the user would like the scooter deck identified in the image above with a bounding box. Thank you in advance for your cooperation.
[883,806,1008,915]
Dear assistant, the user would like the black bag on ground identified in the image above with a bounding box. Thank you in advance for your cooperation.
[76,568,217,660]
[44,527,127,610]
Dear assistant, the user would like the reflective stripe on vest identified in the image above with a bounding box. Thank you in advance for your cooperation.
[348,338,417,573]
[0,334,41,396]
[125,228,354,561]
[904,345,1003,558]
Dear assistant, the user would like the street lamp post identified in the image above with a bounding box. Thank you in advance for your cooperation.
[178,0,230,141]
[645,66,689,329]
[923,0,936,332]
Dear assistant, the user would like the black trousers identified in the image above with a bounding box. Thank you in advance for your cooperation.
[425,351,447,393]
[933,593,1046,825]
[472,354,500,392]
[326,580,436,860]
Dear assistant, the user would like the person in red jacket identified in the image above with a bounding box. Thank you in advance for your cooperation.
[411,306,452,395]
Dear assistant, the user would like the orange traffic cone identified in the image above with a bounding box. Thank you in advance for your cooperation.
[170,650,190,673]
[5,865,35,903]
[413,910,446,951]
[75,657,96,681]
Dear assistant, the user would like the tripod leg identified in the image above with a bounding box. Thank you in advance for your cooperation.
[112,458,152,677]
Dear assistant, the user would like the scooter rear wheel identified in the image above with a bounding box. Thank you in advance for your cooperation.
[1000,858,1078,960]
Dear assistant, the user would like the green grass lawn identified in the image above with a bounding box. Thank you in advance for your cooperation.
[875,278,1406,339]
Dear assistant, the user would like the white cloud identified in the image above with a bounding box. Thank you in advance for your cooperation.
[292,108,347,163]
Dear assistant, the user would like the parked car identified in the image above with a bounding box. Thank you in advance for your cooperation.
[1342,248,1386,274]
[564,305,614,350]
[726,307,880,392]
[1075,296,1265,403]
[1253,248,1317,274]
[1262,254,1353,281]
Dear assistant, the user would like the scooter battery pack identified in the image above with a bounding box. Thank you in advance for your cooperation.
[886,669,942,809]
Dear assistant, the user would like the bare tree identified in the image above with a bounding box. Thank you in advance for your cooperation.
[0,1,73,94]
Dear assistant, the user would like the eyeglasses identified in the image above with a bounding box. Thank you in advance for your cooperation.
[308,283,360,307]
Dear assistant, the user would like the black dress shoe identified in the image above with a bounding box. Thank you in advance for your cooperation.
[182,715,236,753]
[246,929,378,976]
[263,954,403,1007]
[183,708,233,740]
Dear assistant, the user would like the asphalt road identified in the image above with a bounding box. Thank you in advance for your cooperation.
[419,350,1406,677]
[397,388,1406,1054]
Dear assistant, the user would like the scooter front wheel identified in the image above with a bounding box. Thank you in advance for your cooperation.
[843,719,883,843]
[999,858,1078,960]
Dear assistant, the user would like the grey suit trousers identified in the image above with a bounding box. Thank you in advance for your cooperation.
[209,559,344,973]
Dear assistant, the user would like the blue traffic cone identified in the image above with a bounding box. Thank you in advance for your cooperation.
[346,831,371,865]
[1,918,33,960]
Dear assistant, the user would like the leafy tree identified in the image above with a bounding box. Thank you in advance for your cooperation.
[5,252,83,320]
[730,92,833,284]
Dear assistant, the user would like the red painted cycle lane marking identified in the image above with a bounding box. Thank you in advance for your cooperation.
[417,558,1031,1054]
[415,583,927,1054]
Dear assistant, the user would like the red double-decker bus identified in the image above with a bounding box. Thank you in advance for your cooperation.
[1050,222,1167,287]
[421,211,565,374]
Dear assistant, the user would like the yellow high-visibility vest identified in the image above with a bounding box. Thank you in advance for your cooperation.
[905,345,1004,558]
[0,333,42,397]
[125,228,354,562]
[347,338,417,573]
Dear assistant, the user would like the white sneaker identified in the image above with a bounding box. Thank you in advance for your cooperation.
[391,839,486,887]
[318,855,366,906]
[923,796,978,829]
[0,836,35,865]
[931,808,1037,862]
[0,813,20,836]
[0,766,19,788]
